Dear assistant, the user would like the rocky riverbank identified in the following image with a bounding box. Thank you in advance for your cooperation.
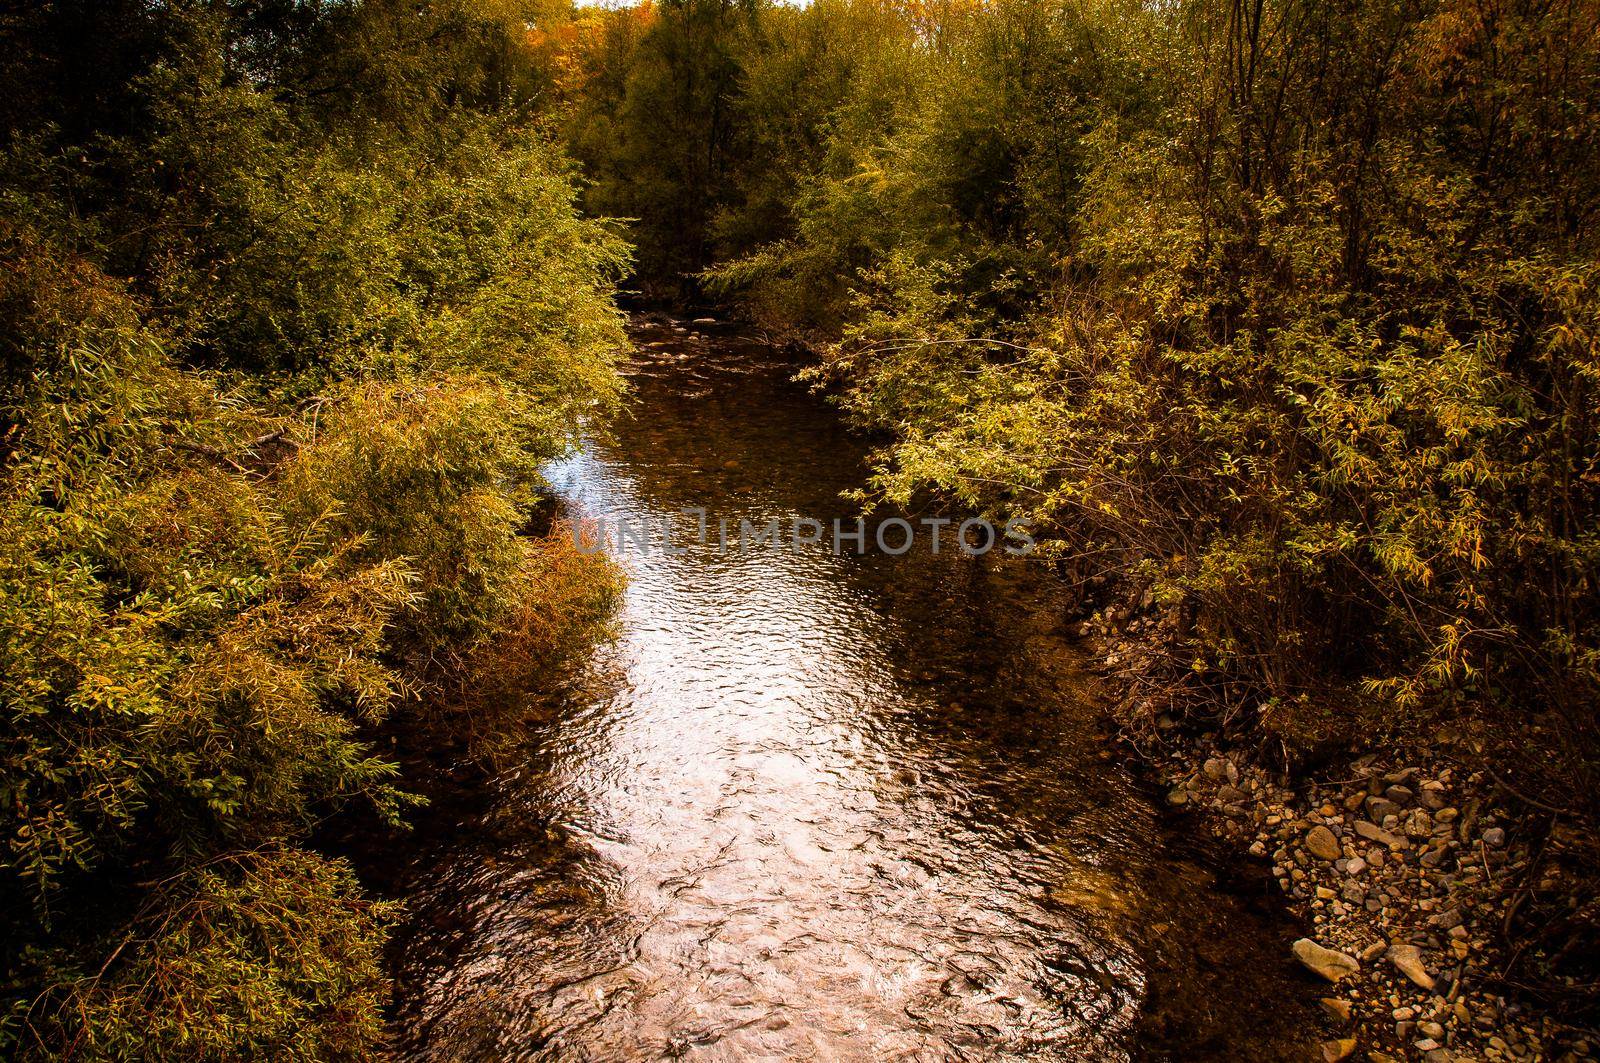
[1065,594,1597,1062]
[1160,746,1590,1062]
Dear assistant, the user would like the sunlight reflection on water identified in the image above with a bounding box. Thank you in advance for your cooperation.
[387,318,1314,1062]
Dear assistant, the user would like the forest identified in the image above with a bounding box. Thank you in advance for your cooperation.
[1,0,1597,1058]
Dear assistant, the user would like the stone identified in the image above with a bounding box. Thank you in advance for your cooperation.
[1404,808,1435,837]
[1347,857,1368,875]
[1321,997,1354,1023]
[1429,908,1462,930]
[1354,820,1407,849]
[1307,825,1343,861]
[1294,938,1361,982]
[1366,796,1402,822]
[1322,1037,1358,1062]
[1388,942,1436,990]
[1483,826,1506,847]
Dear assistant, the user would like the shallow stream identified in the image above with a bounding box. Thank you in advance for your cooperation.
[386,317,1319,1061]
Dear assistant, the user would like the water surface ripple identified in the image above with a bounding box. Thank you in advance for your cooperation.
[389,318,1317,1061]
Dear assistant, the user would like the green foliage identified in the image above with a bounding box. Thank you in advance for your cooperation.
[701,0,1163,332]
[564,0,754,293]
[555,0,1600,788]
[24,849,393,1062]
[0,259,411,903]
[429,523,626,762]
[283,378,544,652]
[782,0,1600,771]
[0,0,629,1056]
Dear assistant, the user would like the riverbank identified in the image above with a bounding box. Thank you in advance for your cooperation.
[662,302,1600,1060]
[1067,596,1598,1063]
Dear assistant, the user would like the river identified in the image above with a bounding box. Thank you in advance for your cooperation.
[385,316,1320,1060]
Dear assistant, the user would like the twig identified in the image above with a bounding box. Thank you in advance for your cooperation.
[1486,764,1571,815]
[167,439,248,474]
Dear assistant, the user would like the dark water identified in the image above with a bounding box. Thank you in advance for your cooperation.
[387,318,1319,1060]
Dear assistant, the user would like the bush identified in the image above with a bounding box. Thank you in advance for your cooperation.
[23,849,393,1063]
[576,0,1600,791]
[0,1,631,1055]
[368,523,627,765]
[0,273,413,905]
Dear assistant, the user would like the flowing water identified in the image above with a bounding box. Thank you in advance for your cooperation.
[385,317,1320,1061]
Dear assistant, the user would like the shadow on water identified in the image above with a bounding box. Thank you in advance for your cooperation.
[383,317,1324,1061]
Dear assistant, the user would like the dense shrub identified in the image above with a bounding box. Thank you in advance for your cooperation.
[557,0,1600,785]
[24,849,393,1062]
[0,1,629,1056]
[428,524,626,762]
[799,0,1600,774]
